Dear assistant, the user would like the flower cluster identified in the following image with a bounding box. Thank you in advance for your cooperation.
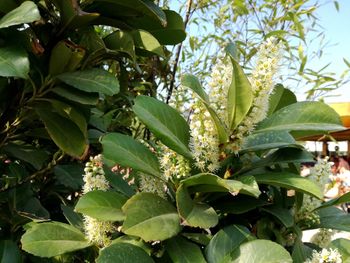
[230,37,282,152]
[305,248,342,263]
[189,98,221,172]
[138,172,167,199]
[82,155,113,247]
[159,145,191,179]
[311,229,336,248]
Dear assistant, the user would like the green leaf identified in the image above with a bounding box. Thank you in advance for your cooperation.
[315,192,350,210]
[267,84,297,116]
[0,46,29,79]
[254,172,322,199]
[261,206,294,228]
[54,164,84,190]
[131,30,165,57]
[176,184,218,229]
[104,30,136,60]
[52,86,99,105]
[130,10,186,45]
[0,240,21,263]
[215,196,269,215]
[35,106,88,158]
[122,193,181,242]
[166,236,206,263]
[241,131,296,153]
[255,102,345,136]
[315,207,350,232]
[96,242,154,263]
[230,239,293,263]
[181,74,229,143]
[57,69,120,96]
[101,133,161,177]
[205,225,251,263]
[104,168,135,197]
[329,238,350,261]
[133,95,191,159]
[227,56,253,130]
[181,173,260,198]
[3,142,49,170]
[0,1,41,29]
[21,222,91,257]
[257,148,314,166]
[89,0,166,26]
[61,205,84,231]
[292,239,313,263]
[75,190,127,221]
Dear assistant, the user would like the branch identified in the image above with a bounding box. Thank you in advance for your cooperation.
[166,0,193,103]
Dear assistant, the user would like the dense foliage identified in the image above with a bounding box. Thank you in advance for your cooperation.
[1,0,350,263]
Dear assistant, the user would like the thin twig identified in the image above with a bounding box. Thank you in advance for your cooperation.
[166,0,193,103]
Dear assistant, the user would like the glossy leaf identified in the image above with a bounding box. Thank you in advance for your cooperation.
[241,130,296,152]
[166,236,206,263]
[215,196,269,215]
[230,239,293,263]
[75,190,127,221]
[315,207,350,231]
[61,205,84,231]
[261,206,294,228]
[181,74,229,143]
[254,172,323,199]
[267,84,297,116]
[0,240,21,263]
[57,69,120,96]
[122,193,181,242]
[97,242,154,263]
[131,30,165,57]
[130,10,186,45]
[21,222,91,257]
[54,164,84,190]
[292,239,313,263]
[101,133,161,177]
[227,56,253,130]
[133,95,192,159]
[89,0,166,26]
[0,47,29,79]
[255,101,344,136]
[0,1,41,29]
[205,225,251,263]
[315,192,350,210]
[35,106,88,158]
[176,184,218,229]
[181,173,260,198]
[52,86,99,105]
[104,30,136,60]
[104,169,135,197]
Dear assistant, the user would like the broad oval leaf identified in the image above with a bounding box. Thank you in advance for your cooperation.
[122,193,181,242]
[315,207,350,232]
[0,47,29,79]
[261,206,294,228]
[133,95,192,159]
[57,68,120,96]
[75,190,127,221]
[52,86,99,105]
[227,57,253,131]
[97,242,154,263]
[104,30,136,60]
[166,236,206,263]
[21,222,91,257]
[329,238,350,261]
[35,106,88,158]
[267,84,297,116]
[131,30,165,57]
[101,133,161,177]
[0,1,41,29]
[255,101,345,136]
[241,130,296,153]
[254,172,323,199]
[230,239,293,263]
[176,184,218,229]
[181,74,229,143]
[205,225,251,263]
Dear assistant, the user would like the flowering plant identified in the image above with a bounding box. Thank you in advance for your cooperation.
[20,38,350,262]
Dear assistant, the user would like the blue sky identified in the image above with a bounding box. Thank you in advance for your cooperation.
[302,0,350,102]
